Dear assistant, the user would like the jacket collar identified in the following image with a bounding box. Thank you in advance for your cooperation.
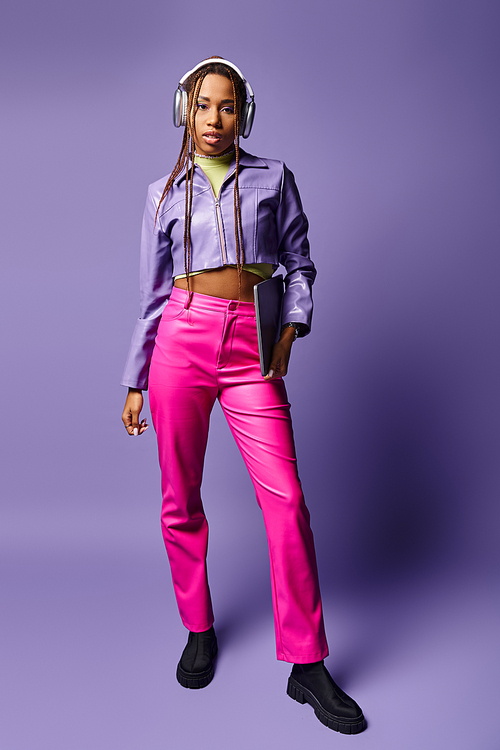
[174,148,268,186]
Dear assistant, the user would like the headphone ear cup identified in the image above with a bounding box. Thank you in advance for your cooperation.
[173,89,189,128]
[241,100,255,139]
[173,88,182,128]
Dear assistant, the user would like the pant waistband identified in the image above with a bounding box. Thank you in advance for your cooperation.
[170,286,256,316]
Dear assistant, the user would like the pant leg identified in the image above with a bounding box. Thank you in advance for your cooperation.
[216,313,329,663]
[148,293,219,632]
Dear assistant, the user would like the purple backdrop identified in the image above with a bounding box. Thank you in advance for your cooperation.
[1,1,499,748]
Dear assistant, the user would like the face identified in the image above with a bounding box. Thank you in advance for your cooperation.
[192,74,236,156]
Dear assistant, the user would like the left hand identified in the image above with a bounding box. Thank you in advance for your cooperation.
[264,326,296,379]
[122,388,149,436]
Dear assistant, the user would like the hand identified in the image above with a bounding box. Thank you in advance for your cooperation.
[264,326,295,380]
[122,388,149,436]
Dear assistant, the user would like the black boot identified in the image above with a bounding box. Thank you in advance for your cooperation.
[176,626,218,689]
[287,661,366,734]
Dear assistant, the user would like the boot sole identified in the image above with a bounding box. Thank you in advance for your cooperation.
[287,676,366,734]
[176,642,218,689]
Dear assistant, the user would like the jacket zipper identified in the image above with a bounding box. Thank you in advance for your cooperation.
[214,169,236,266]
[214,197,227,265]
[193,164,236,267]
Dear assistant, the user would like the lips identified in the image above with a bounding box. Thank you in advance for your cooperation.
[203,131,221,144]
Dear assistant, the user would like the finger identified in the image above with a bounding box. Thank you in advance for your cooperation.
[127,411,140,436]
[265,354,283,379]
[123,414,136,435]
[265,366,281,380]
[277,360,288,377]
[265,353,281,378]
[131,419,144,435]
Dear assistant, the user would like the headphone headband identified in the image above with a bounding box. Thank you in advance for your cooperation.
[172,57,255,139]
[178,58,255,100]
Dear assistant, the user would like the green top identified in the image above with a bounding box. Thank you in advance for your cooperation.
[194,152,233,197]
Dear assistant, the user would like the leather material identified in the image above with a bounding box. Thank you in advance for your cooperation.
[289,661,366,733]
[291,662,363,719]
[179,627,217,673]
[176,626,218,689]
[148,289,328,663]
[122,150,316,390]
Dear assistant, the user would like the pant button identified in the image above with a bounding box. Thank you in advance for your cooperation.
[228,302,237,311]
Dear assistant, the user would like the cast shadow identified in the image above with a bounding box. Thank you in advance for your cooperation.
[299,357,460,684]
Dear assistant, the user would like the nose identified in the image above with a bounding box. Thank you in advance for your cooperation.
[206,106,221,128]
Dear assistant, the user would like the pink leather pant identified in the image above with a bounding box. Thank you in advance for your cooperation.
[148,287,328,663]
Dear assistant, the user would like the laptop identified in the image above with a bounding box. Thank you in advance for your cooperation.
[254,275,284,377]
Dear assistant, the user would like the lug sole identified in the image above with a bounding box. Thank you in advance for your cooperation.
[176,642,218,690]
[287,676,366,734]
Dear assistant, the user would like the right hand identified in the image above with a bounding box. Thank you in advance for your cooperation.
[122,388,149,436]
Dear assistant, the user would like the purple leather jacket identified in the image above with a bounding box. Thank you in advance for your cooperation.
[121,149,317,390]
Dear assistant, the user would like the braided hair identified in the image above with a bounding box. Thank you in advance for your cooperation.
[155,57,247,299]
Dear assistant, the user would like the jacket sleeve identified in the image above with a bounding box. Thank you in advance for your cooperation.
[121,185,173,390]
[275,165,317,336]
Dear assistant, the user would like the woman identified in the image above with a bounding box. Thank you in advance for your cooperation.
[121,57,365,735]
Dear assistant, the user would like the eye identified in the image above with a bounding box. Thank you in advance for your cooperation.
[196,102,208,110]
[221,106,234,114]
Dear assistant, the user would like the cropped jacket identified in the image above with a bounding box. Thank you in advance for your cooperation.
[121,149,317,390]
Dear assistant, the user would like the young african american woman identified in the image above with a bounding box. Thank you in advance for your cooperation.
[121,57,366,735]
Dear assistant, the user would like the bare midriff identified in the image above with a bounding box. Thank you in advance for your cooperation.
[174,266,263,302]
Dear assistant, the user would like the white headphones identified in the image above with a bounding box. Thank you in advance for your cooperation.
[173,58,255,139]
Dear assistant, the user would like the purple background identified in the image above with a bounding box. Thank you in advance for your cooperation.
[1,1,499,748]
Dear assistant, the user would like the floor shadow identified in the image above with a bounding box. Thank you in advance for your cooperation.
[293,352,463,682]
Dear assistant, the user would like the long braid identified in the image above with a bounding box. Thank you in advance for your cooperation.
[228,70,244,303]
[155,58,248,303]
[184,72,205,291]
[183,128,191,289]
